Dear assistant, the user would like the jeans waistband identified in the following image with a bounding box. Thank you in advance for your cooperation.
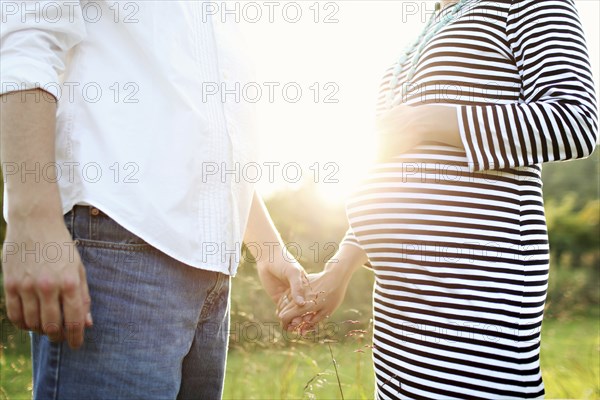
[66,205,149,246]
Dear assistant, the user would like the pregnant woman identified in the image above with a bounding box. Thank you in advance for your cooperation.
[279,0,598,399]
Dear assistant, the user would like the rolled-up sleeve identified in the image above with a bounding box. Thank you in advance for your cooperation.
[340,227,372,269]
[1,0,87,98]
[457,0,598,171]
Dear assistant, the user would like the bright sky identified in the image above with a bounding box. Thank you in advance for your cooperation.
[236,1,600,204]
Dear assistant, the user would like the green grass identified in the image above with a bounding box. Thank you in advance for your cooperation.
[540,317,600,399]
[0,326,31,399]
[224,339,375,400]
[1,315,598,399]
[0,332,374,400]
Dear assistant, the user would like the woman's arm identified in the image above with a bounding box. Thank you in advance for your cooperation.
[456,0,598,171]
[379,0,598,170]
[377,103,462,159]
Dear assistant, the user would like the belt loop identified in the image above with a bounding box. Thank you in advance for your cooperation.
[228,256,234,275]
[70,206,75,236]
[88,206,93,240]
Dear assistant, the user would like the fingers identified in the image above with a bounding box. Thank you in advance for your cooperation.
[20,283,41,332]
[279,308,332,337]
[37,277,64,342]
[60,273,86,349]
[288,268,306,306]
[275,289,291,315]
[4,285,26,330]
[278,298,317,332]
[7,271,89,347]
[290,308,331,335]
[278,294,334,333]
[79,263,93,327]
[289,316,304,329]
[290,314,316,335]
[276,288,314,333]
[307,308,330,327]
[278,302,300,329]
[278,295,308,330]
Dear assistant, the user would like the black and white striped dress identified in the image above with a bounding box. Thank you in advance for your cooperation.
[342,1,598,399]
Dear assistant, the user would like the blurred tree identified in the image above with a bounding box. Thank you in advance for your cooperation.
[0,172,5,241]
[542,151,599,209]
[545,195,600,268]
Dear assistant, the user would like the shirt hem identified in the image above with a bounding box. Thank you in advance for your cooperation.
[64,199,236,276]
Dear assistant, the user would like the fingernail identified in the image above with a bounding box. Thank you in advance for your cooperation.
[86,312,93,326]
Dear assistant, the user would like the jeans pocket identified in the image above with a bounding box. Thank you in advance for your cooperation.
[198,272,229,322]
[75,237,152,252]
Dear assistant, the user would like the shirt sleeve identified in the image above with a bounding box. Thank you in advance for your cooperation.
[457,0,598,171]
[340,227,372,269]
[1,1,87,98]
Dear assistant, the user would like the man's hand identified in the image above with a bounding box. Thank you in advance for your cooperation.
[256,258,307,308]
[1,90,92,349]
[2,215,92,349]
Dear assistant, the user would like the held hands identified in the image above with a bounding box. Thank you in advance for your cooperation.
[277,263,352,335]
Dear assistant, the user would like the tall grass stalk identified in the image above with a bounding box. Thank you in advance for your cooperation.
[327,342,344,400]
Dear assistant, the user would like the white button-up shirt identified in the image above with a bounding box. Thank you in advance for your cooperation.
[1,1,258,275]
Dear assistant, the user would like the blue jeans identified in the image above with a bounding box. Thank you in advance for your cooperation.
[32,205,230,399]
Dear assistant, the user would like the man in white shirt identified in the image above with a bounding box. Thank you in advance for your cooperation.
[0,1,307,398]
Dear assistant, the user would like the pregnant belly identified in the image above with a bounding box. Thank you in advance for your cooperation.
[345,144,543,271]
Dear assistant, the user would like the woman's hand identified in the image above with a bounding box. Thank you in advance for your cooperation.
[377,104,462,160]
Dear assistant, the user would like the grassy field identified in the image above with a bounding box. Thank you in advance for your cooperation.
[539,316,600,399]
[1,314,598,400]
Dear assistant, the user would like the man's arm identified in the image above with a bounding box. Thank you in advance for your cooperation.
[243,191,306,307]
[1,90,91,348]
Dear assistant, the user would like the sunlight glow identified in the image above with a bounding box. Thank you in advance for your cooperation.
[238,1,600,204]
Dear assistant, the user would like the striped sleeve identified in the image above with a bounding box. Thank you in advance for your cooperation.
[340,227,362,248]
[457,0,598,171]
[340,228,372,268]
